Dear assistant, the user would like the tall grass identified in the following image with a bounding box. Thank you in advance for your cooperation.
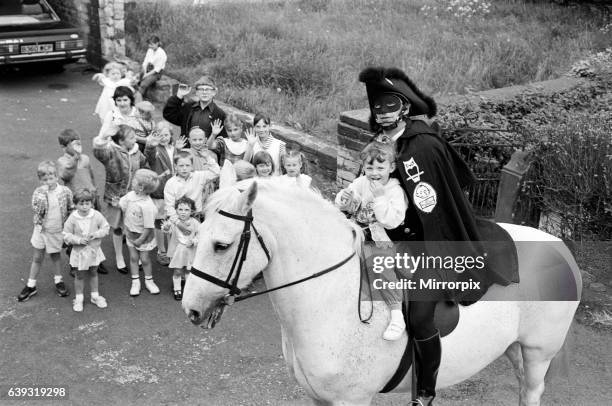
[125,0,608,141]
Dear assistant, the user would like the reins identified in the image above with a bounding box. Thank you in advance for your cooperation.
[190,208,356,306]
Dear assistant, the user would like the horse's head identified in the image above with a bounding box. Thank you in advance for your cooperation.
[182,181,272,328]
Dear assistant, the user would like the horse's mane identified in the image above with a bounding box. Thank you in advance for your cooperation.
[204,179,364,254]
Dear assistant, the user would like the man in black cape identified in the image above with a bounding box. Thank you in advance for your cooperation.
[359,66,518,405]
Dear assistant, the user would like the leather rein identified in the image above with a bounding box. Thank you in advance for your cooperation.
[190,209,356,305]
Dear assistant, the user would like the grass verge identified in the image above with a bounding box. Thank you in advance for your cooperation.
[126,0,609,141]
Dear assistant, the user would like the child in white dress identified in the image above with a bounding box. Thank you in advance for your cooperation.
[63,189,110,312]
[279,148,312,189]
[93,62,134,123]
[162,196,199,300]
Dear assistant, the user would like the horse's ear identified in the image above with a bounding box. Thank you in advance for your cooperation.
[238,181,258,213]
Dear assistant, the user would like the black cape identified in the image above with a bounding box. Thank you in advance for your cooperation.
[382,120,518,302]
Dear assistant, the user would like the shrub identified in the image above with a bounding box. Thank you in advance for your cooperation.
[522,112,612,240]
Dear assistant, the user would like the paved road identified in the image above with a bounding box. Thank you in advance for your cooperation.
[0,63,609,406]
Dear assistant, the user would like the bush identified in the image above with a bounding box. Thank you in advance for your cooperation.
[522,112,612,240]
[434,71,612,238]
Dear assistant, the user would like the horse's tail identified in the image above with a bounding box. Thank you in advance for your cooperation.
[545,323,573,382]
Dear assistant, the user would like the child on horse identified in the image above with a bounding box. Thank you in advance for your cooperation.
[336,141,408,341]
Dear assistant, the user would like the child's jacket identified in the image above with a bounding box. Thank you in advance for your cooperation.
[57,153,96,193]
[93,140,147,203]
[31,184,74,226]
[144,143,174,199]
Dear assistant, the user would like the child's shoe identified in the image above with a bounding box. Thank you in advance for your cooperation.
[90,295,108,309]
[130,278,141,297]
[383,310,406,341]
[173,290,182,301]
[144,278,160,295]
[17,285,37,302]
[55,281,70,297]
[73,297,84,312]
[157,252,170,266]
[97,262,109,274]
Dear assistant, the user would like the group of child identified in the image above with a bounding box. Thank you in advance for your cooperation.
[17,108,314,313]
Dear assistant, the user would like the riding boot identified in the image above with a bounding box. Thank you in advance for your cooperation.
[412,330,441,405]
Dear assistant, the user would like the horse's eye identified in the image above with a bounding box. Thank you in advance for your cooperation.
[214,242,231,252]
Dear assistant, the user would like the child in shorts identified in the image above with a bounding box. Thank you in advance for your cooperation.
[119,169,161,296]
[18,161,73,302]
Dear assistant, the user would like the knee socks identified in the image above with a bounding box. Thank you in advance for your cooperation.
[112,233,126,269]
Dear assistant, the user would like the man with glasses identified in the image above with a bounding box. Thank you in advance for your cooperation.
[163,76,227,152]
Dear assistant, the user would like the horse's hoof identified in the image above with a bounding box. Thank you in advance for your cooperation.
[188,309,202,325]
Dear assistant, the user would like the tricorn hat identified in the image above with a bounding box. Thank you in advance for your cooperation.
[359,67,437,119]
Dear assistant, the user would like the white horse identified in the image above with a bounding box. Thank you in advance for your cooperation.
[182,180,581,406]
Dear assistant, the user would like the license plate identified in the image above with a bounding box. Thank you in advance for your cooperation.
[21,44,53,54]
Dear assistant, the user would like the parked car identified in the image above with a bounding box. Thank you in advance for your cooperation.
[0,0,86,66]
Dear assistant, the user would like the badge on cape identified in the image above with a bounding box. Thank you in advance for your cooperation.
[403,158,424,183]
[413,182,437,213]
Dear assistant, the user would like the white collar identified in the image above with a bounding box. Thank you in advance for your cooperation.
[74,210,95,219]
[224,138,247,154]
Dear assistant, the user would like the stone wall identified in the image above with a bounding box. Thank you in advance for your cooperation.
[98,0,126,63]
[46,0,125,68]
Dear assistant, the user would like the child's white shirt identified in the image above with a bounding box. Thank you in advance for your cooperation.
[43,187,63,233]
[279,174,312,189]
[164,170,218,221]
[335,176,407,229]
[94,77,134,122]
[142,47,167,73]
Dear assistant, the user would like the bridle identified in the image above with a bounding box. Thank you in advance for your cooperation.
[190,208,356,306]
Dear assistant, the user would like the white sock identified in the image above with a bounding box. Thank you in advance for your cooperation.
[390,309,405,324]
[27,279,36,288]
[75,294,84,301]
[112,233,125,268]
[173,275,181,291]
[54,275,63,284]
[91,291,99,299]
